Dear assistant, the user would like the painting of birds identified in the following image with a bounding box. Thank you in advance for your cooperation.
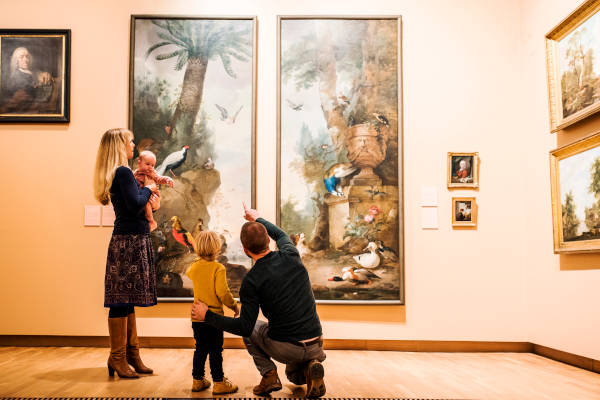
[328,266,381,285]
[372,112,389,125]
[365,187,387,198]
[203,157,214,170]
[338,93,350,104]
[215,104,243,124]
[375,240,398,263]
[323,163,357,196]
[170,216,196,253]
[290,232,309,258]
[286,99,303,111]
[191,218,204,239]
[156,145,189,177]
[353,242,381,269]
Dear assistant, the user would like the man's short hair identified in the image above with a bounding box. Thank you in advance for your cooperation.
[240,222,269,254]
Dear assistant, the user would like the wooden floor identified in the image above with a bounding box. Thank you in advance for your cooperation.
[1,347,599,399]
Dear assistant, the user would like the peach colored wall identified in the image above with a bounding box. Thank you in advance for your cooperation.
[0,0,595,359]
[520,0,600,360]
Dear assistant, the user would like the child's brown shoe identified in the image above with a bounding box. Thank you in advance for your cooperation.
[191,377,211,392]
[212,376,238,394]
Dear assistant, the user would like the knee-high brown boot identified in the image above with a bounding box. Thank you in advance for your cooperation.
[126,312,153,374]
[108,317,139,378]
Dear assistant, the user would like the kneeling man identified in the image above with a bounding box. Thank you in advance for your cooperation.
[191,204,326,397]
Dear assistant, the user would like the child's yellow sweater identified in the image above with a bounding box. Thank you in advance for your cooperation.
[186,258,237,322]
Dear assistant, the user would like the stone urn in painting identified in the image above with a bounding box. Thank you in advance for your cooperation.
[343,122,389,186]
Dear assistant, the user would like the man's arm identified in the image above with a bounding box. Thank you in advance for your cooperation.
[256,217,298,255]
[199,278,259,337]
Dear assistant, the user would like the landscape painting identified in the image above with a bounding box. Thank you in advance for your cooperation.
[551,132,600,253]
[546,0,600,131]
[129,16,256,300]
[278,16,403,303]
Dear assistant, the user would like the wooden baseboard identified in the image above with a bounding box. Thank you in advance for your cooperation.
[0,335,530,352]
[532,343,600,373]
[0,335,596,374]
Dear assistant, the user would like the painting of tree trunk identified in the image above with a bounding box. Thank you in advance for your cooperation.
[130,16,256,300]
[278,17,403,303]
[546,0,600,131]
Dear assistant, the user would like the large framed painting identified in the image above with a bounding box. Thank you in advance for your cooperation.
[550,131,600,253]
[0,29,70,122]
[546,0,600,132]
[129,15,256,300]
[277,16,404,304]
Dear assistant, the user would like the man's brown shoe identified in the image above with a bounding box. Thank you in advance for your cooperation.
[253,369,282,395]
[305,359,325,398]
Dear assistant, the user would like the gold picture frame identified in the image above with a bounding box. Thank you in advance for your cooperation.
[447,152,479,188]
[452,197,477,227]
[545,0,600,132]
[550,131,600,253]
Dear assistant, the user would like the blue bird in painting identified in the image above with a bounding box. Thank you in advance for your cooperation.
[323,163,357,196]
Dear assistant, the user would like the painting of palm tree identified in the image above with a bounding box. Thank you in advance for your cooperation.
[129,16,256,300]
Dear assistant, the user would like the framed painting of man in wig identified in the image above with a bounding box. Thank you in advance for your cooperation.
[0,29,70,122]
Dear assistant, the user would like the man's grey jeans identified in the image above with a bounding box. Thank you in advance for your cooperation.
[243,320,326,384]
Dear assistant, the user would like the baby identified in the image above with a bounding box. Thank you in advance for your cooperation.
[133,150,174,231]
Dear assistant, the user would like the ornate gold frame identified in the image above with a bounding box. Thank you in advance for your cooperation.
[546,0,600,132]
[447,152,479,189]
[451,197,477,227]
[550,131,600,253]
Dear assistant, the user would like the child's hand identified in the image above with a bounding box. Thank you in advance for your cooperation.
[166,177,174,187]
[233,303,240,318]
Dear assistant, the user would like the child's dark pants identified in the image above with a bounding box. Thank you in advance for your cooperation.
[192,321,224,381]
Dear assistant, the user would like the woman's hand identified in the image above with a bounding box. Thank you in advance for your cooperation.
[145,181,158,193]
[149,193,160,211]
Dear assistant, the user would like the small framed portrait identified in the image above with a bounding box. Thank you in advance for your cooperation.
[0,29,70,122]
[452,197,477,227]
[550,131,600,253]
[447,152,479,188]
[546,0,600,132]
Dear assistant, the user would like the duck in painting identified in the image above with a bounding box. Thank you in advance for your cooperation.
[323,163,357,197]
[352,242,380,269]
[328,266,381,285]
[375,240,398,263]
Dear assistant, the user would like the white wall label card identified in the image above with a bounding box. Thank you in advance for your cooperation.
[421,186,438,206]
[84,205,101,226]
[421,207,438,229]
[101,205,116,226]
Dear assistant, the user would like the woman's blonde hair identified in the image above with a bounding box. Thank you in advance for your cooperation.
[93,128,133,205]
[195,231,222,261]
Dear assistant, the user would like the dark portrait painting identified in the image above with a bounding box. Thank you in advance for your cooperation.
[448,152,479,188]
[0,30,70,122]
[454,200,472,222]
[451,155,473,183]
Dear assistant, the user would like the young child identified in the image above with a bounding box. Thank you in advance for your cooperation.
[133,150,174,231]
[187,231,239,394]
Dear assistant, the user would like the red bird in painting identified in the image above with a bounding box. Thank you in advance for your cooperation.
[170,216,195,253]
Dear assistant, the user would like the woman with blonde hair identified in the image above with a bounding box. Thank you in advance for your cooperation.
[93,128,159,379]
